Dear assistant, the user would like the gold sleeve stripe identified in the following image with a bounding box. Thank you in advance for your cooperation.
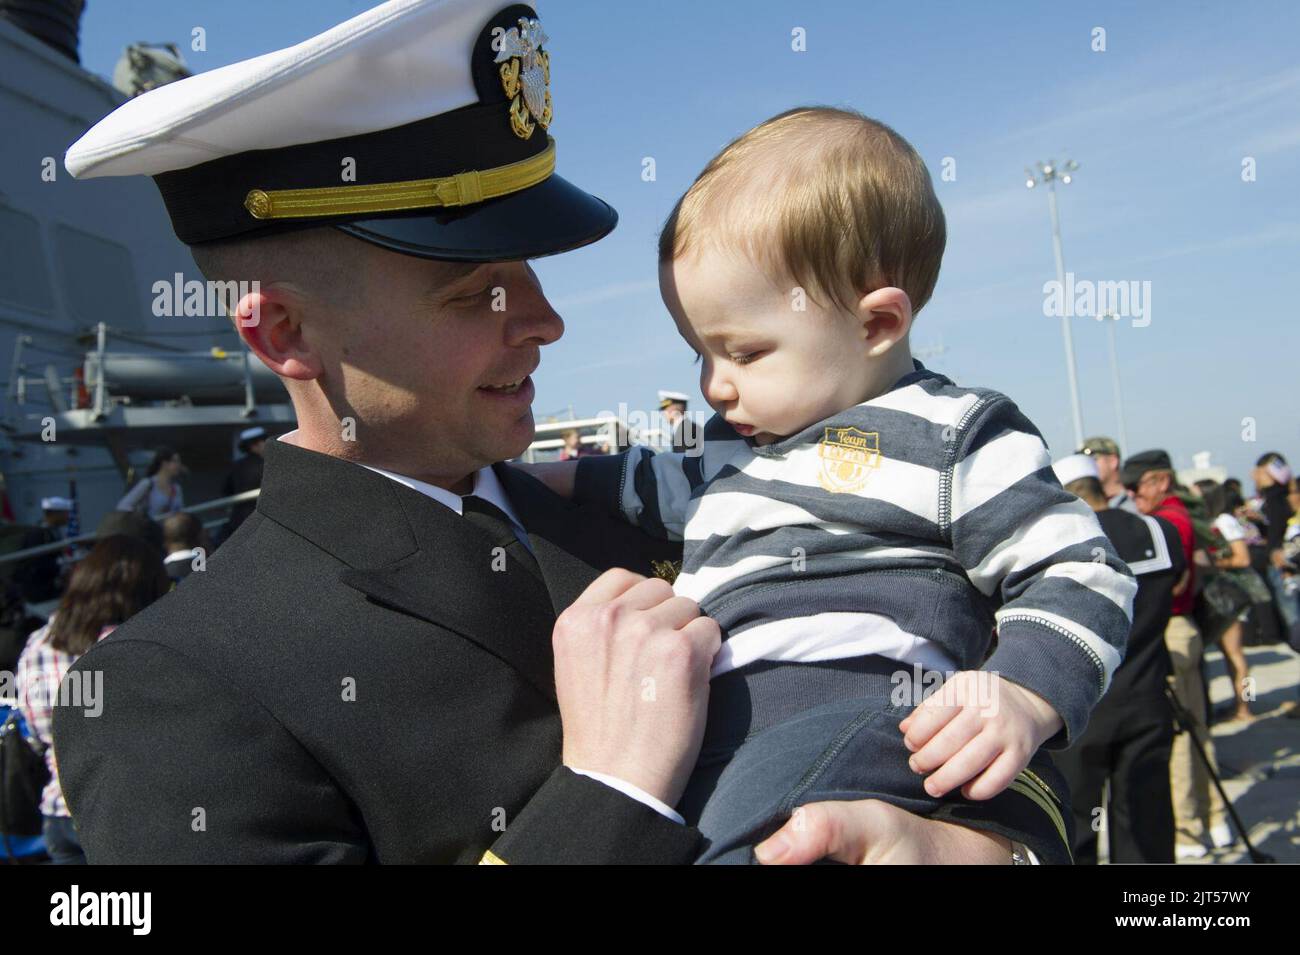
[244,138,556,221]
[478,849,508,865]
[1018,767,1062,804]
[1007,777,1070,859]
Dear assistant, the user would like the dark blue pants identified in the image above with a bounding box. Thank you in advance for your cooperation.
[43,815,87,865]
[678,657,1074,864]
[1054,702,1175,863]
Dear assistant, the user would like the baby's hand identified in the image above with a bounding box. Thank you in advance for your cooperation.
[897,671,1062,801]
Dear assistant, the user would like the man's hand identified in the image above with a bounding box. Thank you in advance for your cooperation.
[755,799,1013,864]
[553,568,720,807]
[897,671,1062,801]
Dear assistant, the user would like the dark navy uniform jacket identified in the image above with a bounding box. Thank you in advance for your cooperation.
[54,438,697,864]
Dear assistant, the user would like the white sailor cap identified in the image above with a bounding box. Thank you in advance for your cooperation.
[41,496,74,512]
[64,0,615,260]
[1052,453,1100,487]
[239,426,268,443]
[657,390,690,409]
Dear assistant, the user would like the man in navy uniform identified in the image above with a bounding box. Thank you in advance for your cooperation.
[656,389,698,454]
[14,496,73,604]
[53,0,1071,863]
[1079,436,1139,514]
[1051,454,1182,863]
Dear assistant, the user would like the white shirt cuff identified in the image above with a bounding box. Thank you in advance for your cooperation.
[567,767,685,825]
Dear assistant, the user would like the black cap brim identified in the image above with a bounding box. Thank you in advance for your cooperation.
[333,172,616,262]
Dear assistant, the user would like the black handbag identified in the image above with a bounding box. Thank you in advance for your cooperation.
[0,707,50,837]
[1190,574,1253,628]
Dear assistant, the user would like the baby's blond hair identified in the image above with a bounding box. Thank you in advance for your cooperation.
[659,107,946,316]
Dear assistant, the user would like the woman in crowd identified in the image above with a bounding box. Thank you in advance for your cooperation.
[1252,453,1300,649]
[1284,481,1300,568]
[557,429,584,461]
[14,535,171,863]
[1202,484,1272,722]
[116,447,186,521]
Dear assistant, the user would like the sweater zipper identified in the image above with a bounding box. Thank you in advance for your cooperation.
[616,449,633,512]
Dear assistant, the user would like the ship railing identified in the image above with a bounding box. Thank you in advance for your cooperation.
[2,333,84,423]
[82,320,261,420]
[2,321,267,429]
[521,415,628,464]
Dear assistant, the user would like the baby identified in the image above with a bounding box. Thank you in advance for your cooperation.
[535,107,1135,863]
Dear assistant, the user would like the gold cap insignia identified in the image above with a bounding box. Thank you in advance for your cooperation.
[650,559,683,586]
[495,17,553,140]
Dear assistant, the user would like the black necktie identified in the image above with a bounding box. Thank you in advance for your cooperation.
[460,495,543,582]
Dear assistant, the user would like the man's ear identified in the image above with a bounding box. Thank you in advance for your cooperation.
[233,287,322,381]
[856,287,914,358]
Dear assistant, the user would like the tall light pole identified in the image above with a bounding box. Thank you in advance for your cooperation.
[1098,310,1129,453]
[1026,158,1084,449]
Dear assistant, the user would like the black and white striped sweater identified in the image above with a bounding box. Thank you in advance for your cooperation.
[574,364,1136,747]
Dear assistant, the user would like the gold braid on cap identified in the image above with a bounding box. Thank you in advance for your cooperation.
[243,138,555,221]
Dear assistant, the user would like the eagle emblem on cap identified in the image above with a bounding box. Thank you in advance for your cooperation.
[495,17,553,139]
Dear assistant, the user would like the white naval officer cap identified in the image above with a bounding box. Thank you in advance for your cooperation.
[1052,453,1100,487]
[657,390,690,409]
[63,0,616,260]
[40,496,74,511]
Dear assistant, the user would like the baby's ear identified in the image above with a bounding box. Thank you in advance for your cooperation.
[857,287,913,352]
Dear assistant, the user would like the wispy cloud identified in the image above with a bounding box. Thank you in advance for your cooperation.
[548,278,659,311]
[984,64,1300,163]
[936,275,1040,310]
[1244,122,1300,158]
[1119,222,1300,268]
[1168,66,1300,129]
[543,344,689,377]
[941,185,1039,229]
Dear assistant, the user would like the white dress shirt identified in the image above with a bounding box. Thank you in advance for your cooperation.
[275,431,684,824]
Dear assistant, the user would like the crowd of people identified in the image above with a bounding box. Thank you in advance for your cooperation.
[0,428,268,863]
[11,535,172,863]
[1053,442,1300,863]
[552,391,693,461]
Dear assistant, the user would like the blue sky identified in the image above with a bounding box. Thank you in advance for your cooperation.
[77,0,1300,480]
